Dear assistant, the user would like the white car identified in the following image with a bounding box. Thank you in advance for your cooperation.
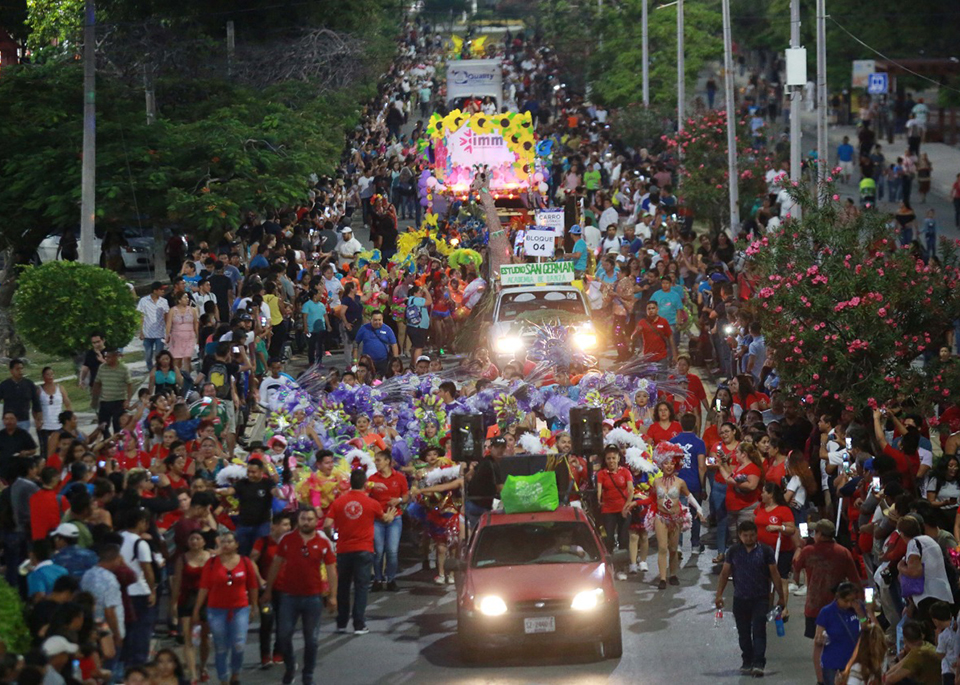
[38,227,155,270]
[488,285,598,365]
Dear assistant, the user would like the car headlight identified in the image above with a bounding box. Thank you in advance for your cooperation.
[570,588,604,611]
[495,336,523,355]
[478,595,508,616]
[572,331,598,350]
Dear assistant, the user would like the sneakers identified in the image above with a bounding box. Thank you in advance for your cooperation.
[273,653,284,664]
[658,579,667,590]
[793,585,807,597]
[751,666,764,678]
[386,580,399,592]
[371,581,383,592]
[692,545,703,555]
[433,575,446,585]
[639,561,649,572]
[354,627,370,636]
[787,582,799,592]
[739,666,753,675]
[335,627,348,634]
[615,571,628,581]
[260,659,273,670]
[446,575,456,585]
[628,563,639,575]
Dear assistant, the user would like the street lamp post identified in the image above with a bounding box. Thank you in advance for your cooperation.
[80,0,96,265]
[721,0,740,233]
[816,0,827,204]
[642,0,649,106]
[677,0,684,131]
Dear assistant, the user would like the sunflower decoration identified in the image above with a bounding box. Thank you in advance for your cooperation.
[473,116,492,134]
[581,389,626,420]
[493,393,523,428]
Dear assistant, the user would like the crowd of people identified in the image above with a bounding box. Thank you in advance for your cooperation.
[3,12,960,685]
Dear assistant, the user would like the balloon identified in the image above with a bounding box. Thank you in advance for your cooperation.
[533,172,543,182]
[426,177,438,188]
[454,306,470,321]
[538,181,549,194]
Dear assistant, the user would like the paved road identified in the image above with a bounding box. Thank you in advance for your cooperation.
[212,544,817,685]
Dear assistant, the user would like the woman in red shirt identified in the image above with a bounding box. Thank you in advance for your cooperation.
[646,402,682,445]
[597,446,634,579]
[192,532,259,685]
[719,442,764,549]
[763,436,788,490]
[754,482,796,619]
[368,451,409,591]
[729,375,761,413]
[707,421,741,563]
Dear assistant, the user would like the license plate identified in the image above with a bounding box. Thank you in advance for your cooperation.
[524,616,556,634]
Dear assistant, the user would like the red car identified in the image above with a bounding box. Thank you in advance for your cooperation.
[455,506,623,663]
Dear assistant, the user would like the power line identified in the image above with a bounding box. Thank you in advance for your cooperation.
[828,15,960,95]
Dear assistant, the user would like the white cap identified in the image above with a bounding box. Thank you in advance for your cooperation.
[52,523,79,539]
[416,355,431,363]
[43,636,79,657]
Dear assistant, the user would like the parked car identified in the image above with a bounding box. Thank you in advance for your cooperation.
[455,506,623,663]
[38,227,158,271]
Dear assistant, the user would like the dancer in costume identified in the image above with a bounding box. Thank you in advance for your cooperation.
[410,457,462,585]
[632,442,705,590]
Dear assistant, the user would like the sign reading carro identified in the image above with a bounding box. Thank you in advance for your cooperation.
[499,262,574,286]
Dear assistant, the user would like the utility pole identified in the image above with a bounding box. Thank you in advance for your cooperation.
[789,0,801,185]
[80,0,96,265]
[816,0,827,204]
[226,20,235,78]
[642,0,649,107]
[143,64,156,126]
[721,0,740,233]
[677,0,684,131]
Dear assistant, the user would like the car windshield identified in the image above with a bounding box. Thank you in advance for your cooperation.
[472,521,602,567]
[498,291,586,320]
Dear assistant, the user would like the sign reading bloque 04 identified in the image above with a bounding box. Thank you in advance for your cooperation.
[499,262,574,286]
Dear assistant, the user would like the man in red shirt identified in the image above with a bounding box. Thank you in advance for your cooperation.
[324,469,396,635]
[251,513,292,668]
[792,520,861,642]
[264,509,337,685]
[632,301,676,363]
[30,467,63,541]
[368,451,409,592]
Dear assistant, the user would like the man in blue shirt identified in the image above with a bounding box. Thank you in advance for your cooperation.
[715,521,786,678]
[650,277,685,351]
[354,310,398,377]
[837,136,855,183]
[669,412,706,553]
[301,288,331,366]
[567,225,588,278]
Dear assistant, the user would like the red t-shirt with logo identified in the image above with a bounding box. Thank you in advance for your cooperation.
[326,490,384,554]
[646,421,682,445]
[367,470,409,508]
[199,556,256,609]
[273,531,335,596]
[725,462,762,512]
[635,317,672,361]
[754,504,795,551]
[597,466,634,514]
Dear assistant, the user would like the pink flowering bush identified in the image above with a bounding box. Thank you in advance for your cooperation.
[663,110,768,234]
[748,182,960,413]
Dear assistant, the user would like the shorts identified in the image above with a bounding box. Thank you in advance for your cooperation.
[776,548,795,580]
[225,404,237,435]
[407,327,427,348]
[432,310,451,319]
[804,615,817,639]
[839,160,853,175]
[177,590,206,620]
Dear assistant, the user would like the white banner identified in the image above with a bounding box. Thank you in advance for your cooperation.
[446,122,515,169]
[535,209,566,238]
[500,262,574,286]
[524,230,556,257]
[446,59,502,104]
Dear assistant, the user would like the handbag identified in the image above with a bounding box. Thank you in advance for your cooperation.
[899,538,926,598]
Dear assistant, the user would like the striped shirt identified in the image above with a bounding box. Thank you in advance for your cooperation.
[96,363,131,402]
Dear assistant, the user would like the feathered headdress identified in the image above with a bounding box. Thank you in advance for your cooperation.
[216,464,249,487]
[423,465,461,487]
[652,442,686,468]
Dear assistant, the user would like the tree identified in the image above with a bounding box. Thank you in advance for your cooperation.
[590,0,722,109]
[748,181,960,415]
[14,261,139,357]
[663,110,769,233]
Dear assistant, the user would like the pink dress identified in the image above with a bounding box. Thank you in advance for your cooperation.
[168,307,196,359]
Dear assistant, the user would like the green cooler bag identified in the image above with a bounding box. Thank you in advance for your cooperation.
[500,471,559,514]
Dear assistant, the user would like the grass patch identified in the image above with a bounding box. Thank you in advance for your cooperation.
[19,344,145,414]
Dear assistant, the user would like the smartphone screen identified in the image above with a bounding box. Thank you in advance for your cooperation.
[799,522,809,538]
[864,587,875,604]
[871,477,881,492]
[715,398,722,411]
[98,460,106,468]
[232,346,241,354]
[845,437,852,450]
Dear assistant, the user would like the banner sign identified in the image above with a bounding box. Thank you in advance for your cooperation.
[500,262,574,286]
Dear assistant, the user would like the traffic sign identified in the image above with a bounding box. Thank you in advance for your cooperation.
[867,73,888,95]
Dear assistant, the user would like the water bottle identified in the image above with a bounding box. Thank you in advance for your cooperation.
[775,613,786,637]
[766,605,782,622]
[714,608,723,628]
[191,625,202,647]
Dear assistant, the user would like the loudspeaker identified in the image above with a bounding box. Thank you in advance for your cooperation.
[569,406,603,456]
[451,413,484,462]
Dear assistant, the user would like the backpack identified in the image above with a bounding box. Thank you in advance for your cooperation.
[405,298,422,327]
[206,360,230,398]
